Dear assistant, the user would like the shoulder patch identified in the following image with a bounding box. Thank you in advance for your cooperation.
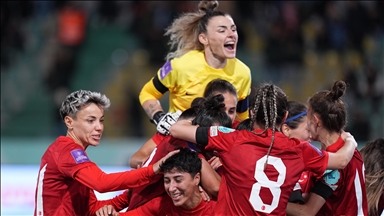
[160,61,172,80]
[210,126,218,137]
[323,169,340,188]
[70,149,90,164]
[217,126,235,133]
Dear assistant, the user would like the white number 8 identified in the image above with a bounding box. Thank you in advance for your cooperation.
[249,155,286,213]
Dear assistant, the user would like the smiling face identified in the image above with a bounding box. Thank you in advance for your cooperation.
[164,168,200,209]
[200,15,238,60]
[65,103,104,149]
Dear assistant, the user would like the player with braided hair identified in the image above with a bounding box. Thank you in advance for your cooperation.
[170,83,358,215]
[130,78,239,169]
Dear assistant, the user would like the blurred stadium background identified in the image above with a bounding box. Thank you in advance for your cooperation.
[1,1,383,215]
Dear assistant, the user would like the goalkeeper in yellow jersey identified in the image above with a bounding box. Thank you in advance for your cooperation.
[139,0,252,136]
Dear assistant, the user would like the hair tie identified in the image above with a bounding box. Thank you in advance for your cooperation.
[284,110,308,124]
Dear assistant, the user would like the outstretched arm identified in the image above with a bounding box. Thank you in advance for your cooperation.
[200,158,221,198]
[169,119,199,143]
[75,150,179,193]
[326,132,357,170]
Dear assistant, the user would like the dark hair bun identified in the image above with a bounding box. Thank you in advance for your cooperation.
[205,94,225,111]
[198,0,219,13]
[329,80,346,101]
[191,97,206,110]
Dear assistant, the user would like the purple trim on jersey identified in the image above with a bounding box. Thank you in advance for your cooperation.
[70,149,91,164]
[160,61,172,80]
[309,143,323,156]
[186,141,203,153]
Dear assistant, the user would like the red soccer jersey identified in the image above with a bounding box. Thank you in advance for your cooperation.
[232,120,241,129]
[34,136,96,216]
[123,194,216,216]
[203,126,329,216]
[316,136,368,216]
[128,136,189,210]
[151,132,167,145]
[297,170,317,199]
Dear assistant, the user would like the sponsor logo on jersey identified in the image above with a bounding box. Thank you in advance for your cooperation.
[323,169,340,190]
[210,126,218,137]
[71,149,91,164]
[160,61,172,80]
[217,126,235,133]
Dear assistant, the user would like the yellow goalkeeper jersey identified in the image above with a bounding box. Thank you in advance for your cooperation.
[139,50,251,120]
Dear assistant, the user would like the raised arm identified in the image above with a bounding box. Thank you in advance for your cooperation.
[139,78,165,120]
[326,132,357,170]
[169,119,199,143]
[200,158,221,198]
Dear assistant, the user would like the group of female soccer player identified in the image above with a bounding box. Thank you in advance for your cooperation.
[34,0,383,215]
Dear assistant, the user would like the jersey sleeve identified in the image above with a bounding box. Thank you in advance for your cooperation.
[205,126,238,154]
[138,78,164,105]
[299,142,329,176]
[74,164,156,193]
[236,68,251,120]
[139,60,178,105]
[57,144,96,177]
[120,196,163,216]
[151,132,166,145]
[88,190,130,215]
[156,60,179,91]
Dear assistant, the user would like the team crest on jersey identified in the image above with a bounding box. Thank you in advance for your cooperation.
[71,149,90,164]
[217,126,235,133]
[160,61,172,80]
[323,169,340,190]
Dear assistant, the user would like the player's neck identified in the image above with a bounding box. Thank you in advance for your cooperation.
[66,133,87,150]
[180,191,202,210]
[319,131,340,149]
[204,52,227,69]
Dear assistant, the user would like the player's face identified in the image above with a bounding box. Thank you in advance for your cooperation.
[164,168,200,209]
[70,103,104,148]
[283,116,311,141]
[306,108,320,141]
[205,15,238,59]
[217,92,237,123]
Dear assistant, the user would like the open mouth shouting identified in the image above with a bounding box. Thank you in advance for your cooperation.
[224,41,236,55]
